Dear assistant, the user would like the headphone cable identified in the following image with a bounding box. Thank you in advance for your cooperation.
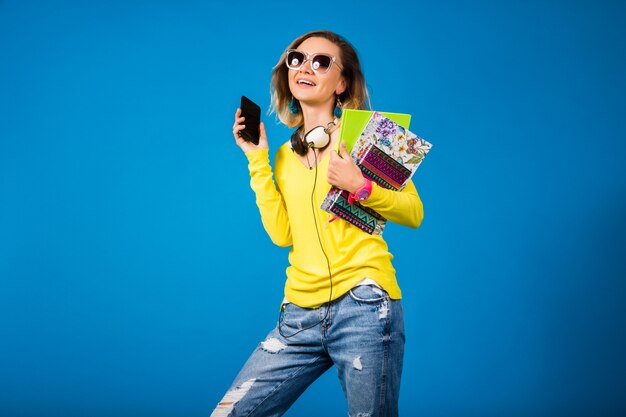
[278,145,334,338]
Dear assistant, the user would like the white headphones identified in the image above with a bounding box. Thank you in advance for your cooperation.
[290,120,339,155]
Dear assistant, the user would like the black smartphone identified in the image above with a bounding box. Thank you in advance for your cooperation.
[239,95,261,145]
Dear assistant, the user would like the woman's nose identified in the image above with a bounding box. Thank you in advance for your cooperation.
[298,59,314,74]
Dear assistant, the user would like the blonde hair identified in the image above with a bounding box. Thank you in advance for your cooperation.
[270,30,371,128]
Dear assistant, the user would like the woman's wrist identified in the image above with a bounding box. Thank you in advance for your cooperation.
[349,176,367,194]
[348,177,372,203]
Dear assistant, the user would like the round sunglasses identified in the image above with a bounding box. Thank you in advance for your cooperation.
[285,49,343,74]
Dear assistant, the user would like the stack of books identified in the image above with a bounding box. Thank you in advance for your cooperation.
[321,111,432,235]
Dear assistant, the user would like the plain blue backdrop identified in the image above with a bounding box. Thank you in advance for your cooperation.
[1,1,625,416]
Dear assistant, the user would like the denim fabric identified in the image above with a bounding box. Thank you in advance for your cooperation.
[210,285,405,417]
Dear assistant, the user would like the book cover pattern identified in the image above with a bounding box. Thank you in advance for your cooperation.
[321,112,432,235]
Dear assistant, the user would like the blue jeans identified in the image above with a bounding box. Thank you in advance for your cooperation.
[210,285,405,417]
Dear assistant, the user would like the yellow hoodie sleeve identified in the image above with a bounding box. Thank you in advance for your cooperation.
[360,179,424,228]
[245,149,293,247]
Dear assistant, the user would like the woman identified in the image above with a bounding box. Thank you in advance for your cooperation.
[212,30,423,417]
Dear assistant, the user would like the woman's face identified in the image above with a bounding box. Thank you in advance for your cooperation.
[287,37,346,107]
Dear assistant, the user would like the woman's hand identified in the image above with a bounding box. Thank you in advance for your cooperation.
[327,141,366,193]
[232,108,269,153]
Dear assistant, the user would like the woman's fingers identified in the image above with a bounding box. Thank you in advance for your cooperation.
[233,109,245,131]
[233,108,246,141]
[233,124,245,137]
[232,108,268,152]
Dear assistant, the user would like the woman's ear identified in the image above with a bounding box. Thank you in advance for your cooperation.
[335,77,347,96]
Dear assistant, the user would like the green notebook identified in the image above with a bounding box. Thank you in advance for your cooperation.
[339,109,412,152]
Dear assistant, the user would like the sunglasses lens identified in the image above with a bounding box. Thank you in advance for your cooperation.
[312,55,332,72]
[287,51,305,69]
[285,50,335,73]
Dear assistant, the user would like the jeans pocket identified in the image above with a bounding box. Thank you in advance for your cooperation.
[348,284,387,303]
[280,302,316,330]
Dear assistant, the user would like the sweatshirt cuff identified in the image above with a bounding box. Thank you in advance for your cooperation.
[245,149,270,171]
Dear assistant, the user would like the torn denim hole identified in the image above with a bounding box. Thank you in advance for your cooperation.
[211,378,256,417]
[352,356,363,371]
[260,337,287,353]
[378,299,389,319]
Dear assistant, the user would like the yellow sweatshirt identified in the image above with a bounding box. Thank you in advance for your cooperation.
[246,143,423,308]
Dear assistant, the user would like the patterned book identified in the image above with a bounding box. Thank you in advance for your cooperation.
[321,111,432,235]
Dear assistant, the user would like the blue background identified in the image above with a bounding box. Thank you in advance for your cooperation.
[1,1,625,416]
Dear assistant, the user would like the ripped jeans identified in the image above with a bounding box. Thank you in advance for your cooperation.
[210,285,405,417]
